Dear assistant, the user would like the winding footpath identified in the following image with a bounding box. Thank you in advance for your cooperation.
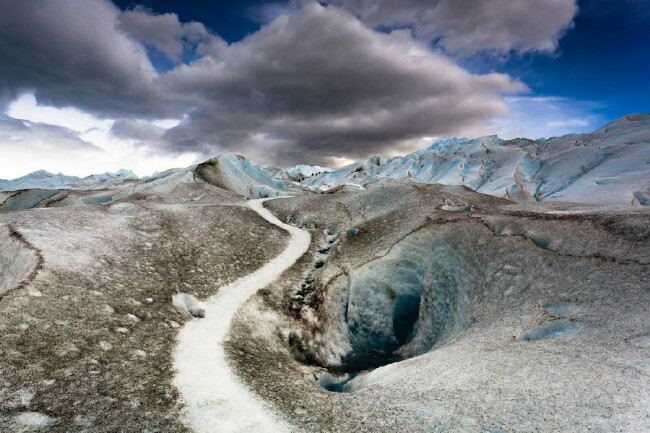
[173,198,310,433]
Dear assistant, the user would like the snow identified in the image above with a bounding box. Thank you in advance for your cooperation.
[301,114,650,205]
[173,197,310,433]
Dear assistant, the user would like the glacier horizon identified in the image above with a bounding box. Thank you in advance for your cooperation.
[2,113,649,206]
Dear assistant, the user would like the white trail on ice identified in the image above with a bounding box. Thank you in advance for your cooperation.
[173,198,310,433]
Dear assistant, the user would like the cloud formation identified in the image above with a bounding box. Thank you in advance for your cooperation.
[159,3,524,165]
[0,115,101,152]
[110,118,167,142]
[118,6,227,63]
[491,96,603,140]
[325,0,578,54]
[1,0,534,169]
[0,113,106,177]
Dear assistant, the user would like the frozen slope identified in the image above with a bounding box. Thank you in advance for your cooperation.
[0,154,300,211]
[301,114,650,205]
[173,198,310,433]
[194,154,291,198]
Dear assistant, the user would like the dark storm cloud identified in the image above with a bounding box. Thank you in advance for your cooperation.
[110,119,166,142]
[159,3,524,166]
[0,0,174,118]
[324,0,578,55]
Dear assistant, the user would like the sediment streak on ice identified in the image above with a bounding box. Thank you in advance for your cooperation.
[173,198,310,433]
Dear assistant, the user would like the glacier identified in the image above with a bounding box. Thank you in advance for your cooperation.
[0,115,648,432]
[2,114,649,207]
[297,114,650,206]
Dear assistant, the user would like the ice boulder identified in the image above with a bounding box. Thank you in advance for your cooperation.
[172,293,205,318]
[249,185,288,199]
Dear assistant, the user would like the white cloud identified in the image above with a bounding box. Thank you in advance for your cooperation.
[491,96,604,140]
[0,0,168,118]
[8,93,112,132]
[547,119,590,128]
[1,94,200,179]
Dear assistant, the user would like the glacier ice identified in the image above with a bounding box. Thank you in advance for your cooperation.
[318,225,473,373]
[519,320,583,341]
[286,164,332,180]
[300,114,650,206]
[13,412,58,427]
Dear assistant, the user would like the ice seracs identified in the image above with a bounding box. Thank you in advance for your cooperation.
[300,114,650,206]
[286,164,333,181]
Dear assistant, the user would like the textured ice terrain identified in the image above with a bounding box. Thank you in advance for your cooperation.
[299,114,650,205]
[0,180,291,431]
[0,169,138,192]
[286,165,332,181]
[235,183,650,432]
[192,153,290,197]
[1,135,649,432]
[0,153,297,212]
[4,115,649,207]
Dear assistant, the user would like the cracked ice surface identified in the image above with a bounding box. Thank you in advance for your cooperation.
[0,225,39,296]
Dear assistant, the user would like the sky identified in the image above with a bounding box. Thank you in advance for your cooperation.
[0,0,648,178]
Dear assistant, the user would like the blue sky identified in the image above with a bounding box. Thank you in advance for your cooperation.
[113,1,288,42]
[481,0,650,129]
[0,0,648,177]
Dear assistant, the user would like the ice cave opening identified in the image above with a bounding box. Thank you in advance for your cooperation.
[311,226,475,393]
